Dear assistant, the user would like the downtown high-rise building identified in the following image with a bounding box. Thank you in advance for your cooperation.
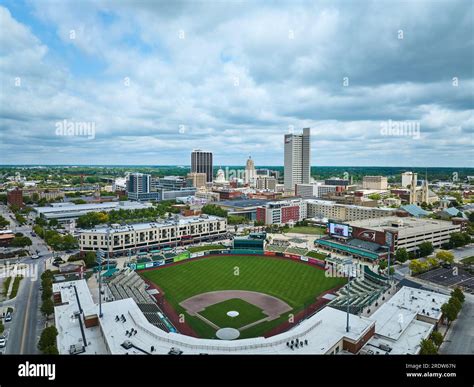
[127,172,151,194]
[284,128,311,191]
[191,149,213,183]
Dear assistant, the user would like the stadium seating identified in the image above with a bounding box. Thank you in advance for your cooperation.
[105,270,177,333]
[328,265,389,314]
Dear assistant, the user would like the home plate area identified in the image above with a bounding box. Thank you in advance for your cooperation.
[180,290,292,339]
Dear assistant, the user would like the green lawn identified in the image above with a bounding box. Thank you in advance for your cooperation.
[141,255,345,339]
[199,298,266,329]
[284,226,326,235]
[187,244,226,253]
[461,256,474,265]
[307,251,327,260]
[9,275,23,299]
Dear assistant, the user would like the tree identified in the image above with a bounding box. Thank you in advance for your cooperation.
[450,232,469,248]
[77,212,109,229]
[436,250,454,264]
[368,193,382,201]
[48,219,59,227]
[451,288,465,304]
[409,259,428,274]
[11,236,33,248]
[38,326,58,352]
[42,345,59,355]
[418,242,434,257]
[41,298,54,318]
[395,248,409,263]
[419,339,438,354]
[35,217,47,227]
[41,286,53,301]
[430,331,444,347]
[0,215,9,228]
[426,256,439,268]
[449,297,462,314]
[201,204,228,218]
[83,251,97,268]
[378,260,387,271]
[441,302,459,323]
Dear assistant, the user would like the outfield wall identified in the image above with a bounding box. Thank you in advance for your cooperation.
[131,247,326,272]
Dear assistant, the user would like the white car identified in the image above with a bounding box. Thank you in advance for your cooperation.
[31,254,39,260]
[0,336,6,348]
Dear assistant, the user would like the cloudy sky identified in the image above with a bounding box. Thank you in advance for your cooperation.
[0,0,472,167]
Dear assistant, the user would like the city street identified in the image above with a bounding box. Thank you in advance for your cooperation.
[0,204,50,354]
[440,293,474,354]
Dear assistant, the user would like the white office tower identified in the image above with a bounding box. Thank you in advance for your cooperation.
[244,156,256,185]
[284,128,311,191]
[402,171,417,188]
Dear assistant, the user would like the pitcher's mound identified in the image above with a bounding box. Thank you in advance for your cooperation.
[216,327,240,340]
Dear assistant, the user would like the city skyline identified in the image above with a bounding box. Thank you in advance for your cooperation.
[0,0,472,167]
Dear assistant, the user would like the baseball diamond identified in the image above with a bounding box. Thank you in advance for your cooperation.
[140,254,346,339]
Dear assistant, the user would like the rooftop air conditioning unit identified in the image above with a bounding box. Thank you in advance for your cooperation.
[379,344,392,352]
[69,344,85,355]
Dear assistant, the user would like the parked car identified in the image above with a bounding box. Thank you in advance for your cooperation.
[5,312,12,322]
[0,336,6,348]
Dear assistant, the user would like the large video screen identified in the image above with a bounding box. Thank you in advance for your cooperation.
[329,223,350,238]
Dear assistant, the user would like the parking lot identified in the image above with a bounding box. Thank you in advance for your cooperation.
[418,266,474,294]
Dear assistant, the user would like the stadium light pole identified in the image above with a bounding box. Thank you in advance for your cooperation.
[344,256,354,333]
[96,248,105,318]
[107,227,110,272]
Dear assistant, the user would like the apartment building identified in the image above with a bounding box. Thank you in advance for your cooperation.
[78,215,227,255]
[296,183,338,198]
[256,199,307,225]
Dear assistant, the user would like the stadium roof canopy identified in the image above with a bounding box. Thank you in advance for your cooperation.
[316,239,381,261]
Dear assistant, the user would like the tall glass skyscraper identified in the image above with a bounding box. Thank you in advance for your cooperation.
[284,128,311,191]
[191,149,213,182]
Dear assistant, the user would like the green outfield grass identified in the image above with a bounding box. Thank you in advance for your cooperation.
[140,255,346,339]
[199,298,266,329]
[307,251,328,260]
[284,226,326,235]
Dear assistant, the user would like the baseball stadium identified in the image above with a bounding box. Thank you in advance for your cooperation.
[134,234,347,340]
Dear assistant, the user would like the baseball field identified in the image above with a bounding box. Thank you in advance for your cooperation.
[140,254,346,339]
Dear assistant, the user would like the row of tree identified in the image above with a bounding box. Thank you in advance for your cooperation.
[76,201,180,229]
[33,225,77,251]
[409,250,455,274]
[419,288,465,354]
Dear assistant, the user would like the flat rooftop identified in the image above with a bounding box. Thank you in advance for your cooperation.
[99,300,374,355]
[363,286,449,354]
[54,279,374,355]
[348,216,459,236]
[363,319,434,355]
[35,201,152,215]
[305,199,393,212]
[53,280,107,355]
[218,199,271,208]
[81,215,225,234]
